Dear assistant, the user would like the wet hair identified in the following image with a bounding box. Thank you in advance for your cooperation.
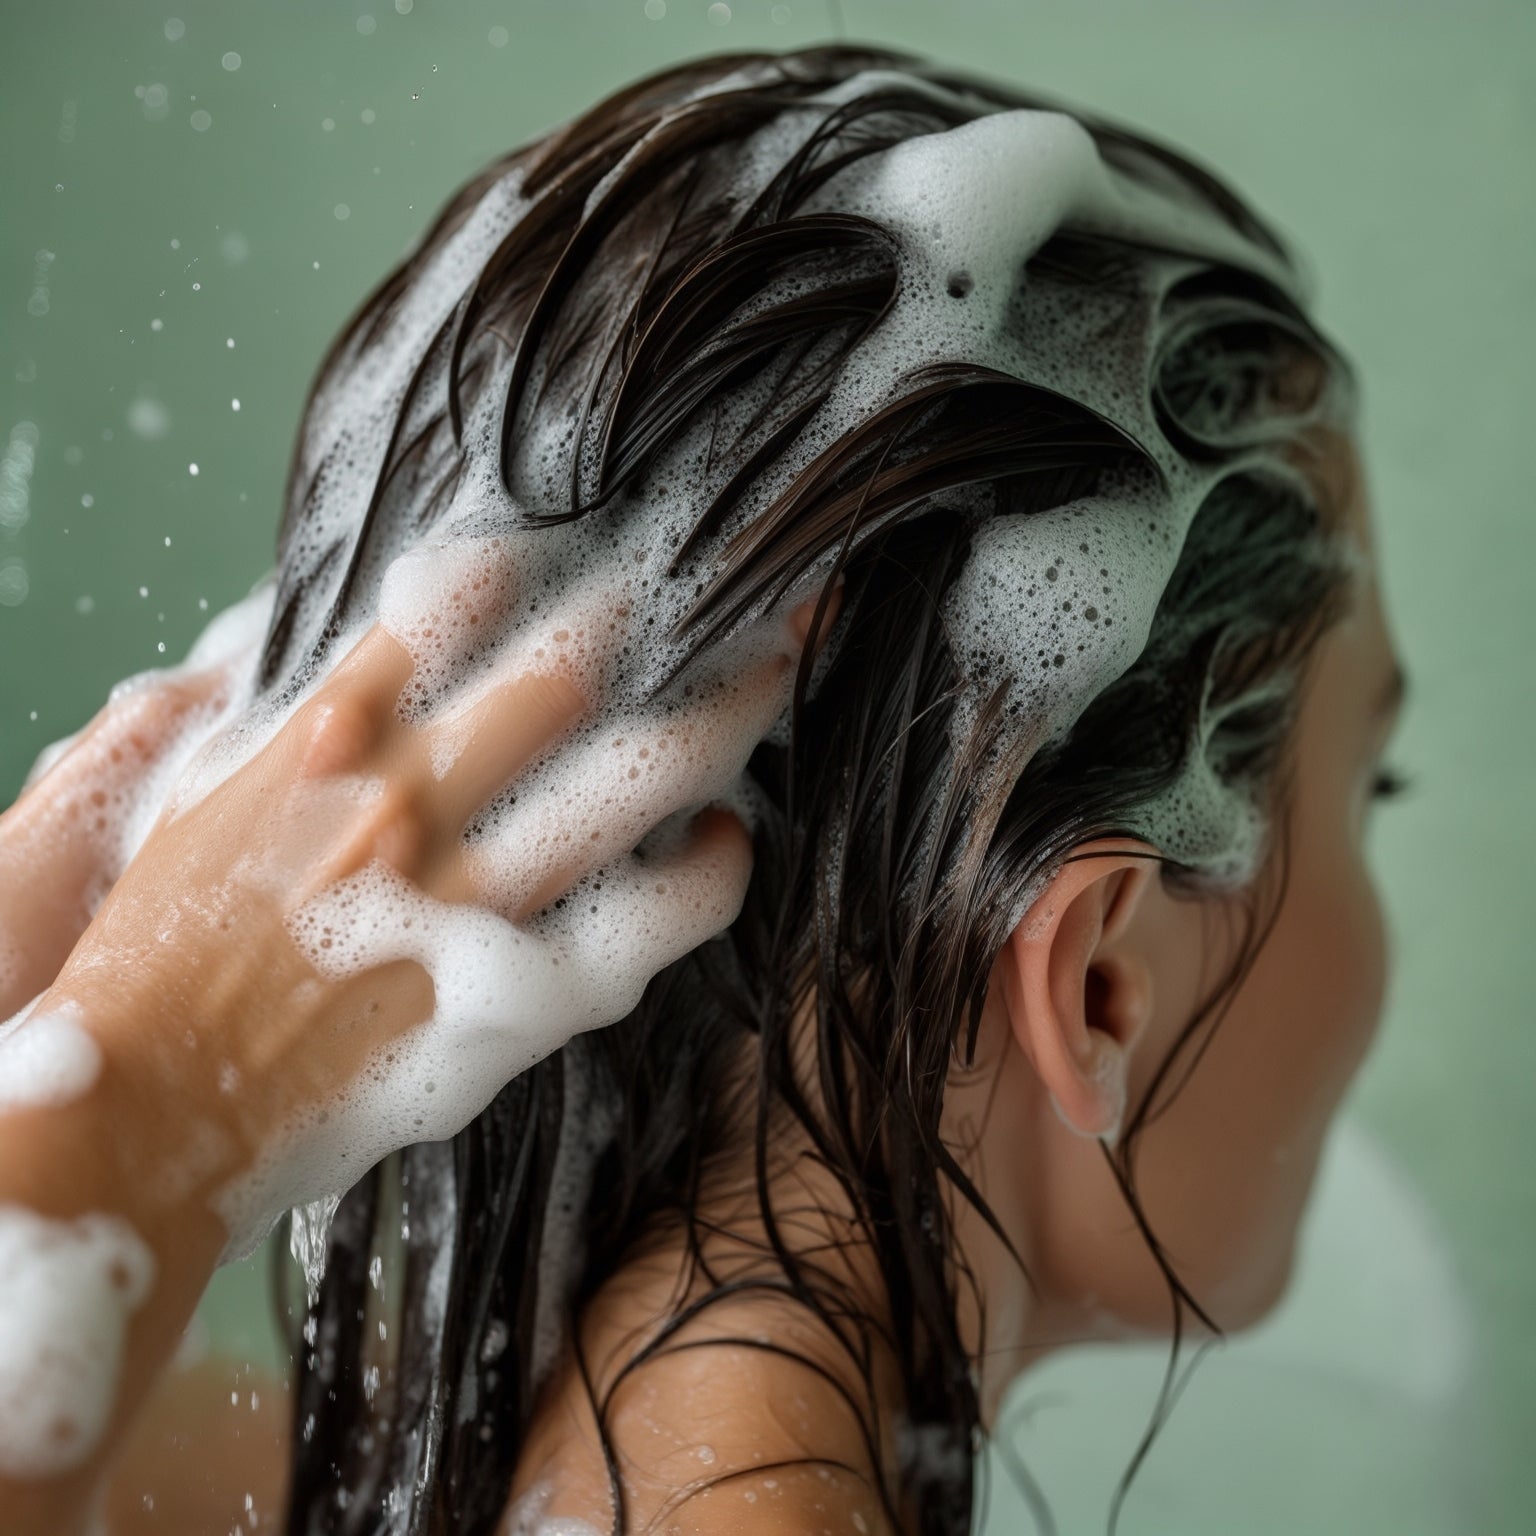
[268,43,1360,1536]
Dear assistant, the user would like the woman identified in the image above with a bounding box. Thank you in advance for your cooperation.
[0,43,1408,1536]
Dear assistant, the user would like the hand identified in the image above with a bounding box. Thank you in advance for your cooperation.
[0,590,269,1021]
[36,542,833,1259]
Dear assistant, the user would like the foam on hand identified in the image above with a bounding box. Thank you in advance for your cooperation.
[0,1205,155,1477]
[15,579,276,922]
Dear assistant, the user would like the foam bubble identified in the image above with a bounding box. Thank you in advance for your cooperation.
[0,1205,155,1476]
[0,1005,102,1112]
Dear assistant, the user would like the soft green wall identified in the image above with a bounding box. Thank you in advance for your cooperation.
[1,3,1529,1533]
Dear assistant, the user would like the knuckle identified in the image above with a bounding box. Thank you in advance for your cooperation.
[296,694,378,779]
[356,783,431,874]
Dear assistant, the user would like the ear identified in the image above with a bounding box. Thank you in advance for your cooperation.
[991,837,1158,1145]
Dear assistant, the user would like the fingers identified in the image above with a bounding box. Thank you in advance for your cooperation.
[539,805,754,996]
[290,625,417,771]
[18,664,229,808]
[464,644,792,919]
[262,566,839,918]
[429,665,587,824]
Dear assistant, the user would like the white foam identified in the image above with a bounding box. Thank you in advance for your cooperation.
[13,580,276,924]
[0,1205,155,1477]
[0,1004,101,1112]
[214,797,750,1258]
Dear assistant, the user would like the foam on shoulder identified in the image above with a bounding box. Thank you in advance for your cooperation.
[0,1205,155,1477]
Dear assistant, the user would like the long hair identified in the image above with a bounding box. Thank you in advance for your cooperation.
[265,44,1360,1536]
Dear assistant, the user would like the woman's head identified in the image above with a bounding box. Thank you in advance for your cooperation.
[263,44,1394,1535]
[948,424,1402,1421]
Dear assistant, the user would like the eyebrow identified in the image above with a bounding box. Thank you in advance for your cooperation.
[1375,662,1409,723]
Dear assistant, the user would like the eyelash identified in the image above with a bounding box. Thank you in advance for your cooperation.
[1370,762,1415,802]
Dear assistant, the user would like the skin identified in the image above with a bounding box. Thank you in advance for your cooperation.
[0,558,824,1534]
[1,431,1404,1534]
[500,426,1407,1532]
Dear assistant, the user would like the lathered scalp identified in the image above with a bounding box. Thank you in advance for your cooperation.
[4,65,1352,1287]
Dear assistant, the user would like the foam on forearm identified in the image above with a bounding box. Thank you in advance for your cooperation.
[0,1206,155,1476]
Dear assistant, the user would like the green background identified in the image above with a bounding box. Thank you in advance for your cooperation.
[1,3,1530,1532]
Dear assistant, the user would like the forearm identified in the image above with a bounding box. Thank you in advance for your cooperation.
[0,1002,232,1533]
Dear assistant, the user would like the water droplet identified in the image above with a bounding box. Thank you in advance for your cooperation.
[488,24,509,46]
[164,18,185,42]
[222,50,241,71]
[360,107,376,124]
[187,462,199,476]
[231,398,241,411]
[644,0,666,17]
[320,117,335,132]
[356,13,377,35]
[190,109,212,132]
[333,202,351,221]
[127,397,170,439]
[707,1,731,21]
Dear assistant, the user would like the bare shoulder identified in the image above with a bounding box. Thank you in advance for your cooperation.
[504,1333,894,1535]
[506,1462,891,1536]
[98,1354,289,1534]
[660,1462,893,1535]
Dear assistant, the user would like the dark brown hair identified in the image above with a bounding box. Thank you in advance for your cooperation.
[267,44,1359,1536]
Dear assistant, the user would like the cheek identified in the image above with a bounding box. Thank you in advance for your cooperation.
[1189,839,1389,1324]
[1287,837,1389,1114]
[1122,844,1389,1333]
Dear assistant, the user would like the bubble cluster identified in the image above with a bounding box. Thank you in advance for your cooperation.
[0,1206,155,1477]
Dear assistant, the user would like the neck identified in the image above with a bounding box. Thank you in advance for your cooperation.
[508,1118,918,1531]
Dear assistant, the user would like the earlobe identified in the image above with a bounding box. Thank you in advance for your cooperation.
[994,838,1158,1145]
